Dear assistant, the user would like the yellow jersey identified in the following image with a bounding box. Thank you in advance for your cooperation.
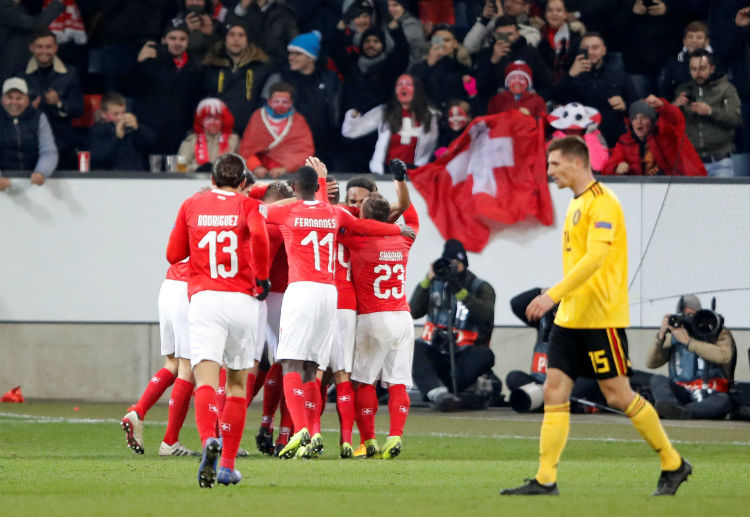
[552,181,629,328]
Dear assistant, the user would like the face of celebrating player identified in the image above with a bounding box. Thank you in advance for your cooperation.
[269,92,293,116]
[448,105,469,131]
[347,186,371,208]
[395,75,414,106]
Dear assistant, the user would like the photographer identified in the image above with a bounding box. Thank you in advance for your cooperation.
[410,239,496,411]
[647,294,736,420]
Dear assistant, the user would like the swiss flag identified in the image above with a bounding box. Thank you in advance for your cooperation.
[410,111,553,252]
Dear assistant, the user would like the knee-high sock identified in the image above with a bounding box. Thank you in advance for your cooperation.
[194,384,219,444]
[303,380,322,435]
[163,378,193,445]
[355,384,378,442]
[319,380,329,415]
[261,363,283,430]
[244,372,257,406]
[387,384,410,437]
[216,368,227,436]
[535,402,570,485]
[251,369,267,400]
[218,396,246,470]
[336,381,355,444]
[282,372,308,432]
[276,395,293,446]
[133,368,175,419]
[625,394,682,471]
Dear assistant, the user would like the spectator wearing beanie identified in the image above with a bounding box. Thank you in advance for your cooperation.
[602,96,706,176]
[487,60,546,118]
[261,31,342,167]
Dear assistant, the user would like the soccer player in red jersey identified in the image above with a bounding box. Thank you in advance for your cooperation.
[265,163,409,459]
[167,153,270,487]
[340,159,419,459]
[120,260,199,457]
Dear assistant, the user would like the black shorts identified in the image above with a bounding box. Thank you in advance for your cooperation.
[547,324,632,380]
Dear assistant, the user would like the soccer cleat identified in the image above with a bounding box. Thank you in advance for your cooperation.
[340,442,354,459]
[158,441,199,457]
[217,467,243,485]
[236,446,249,458]
[255,425,275,455]
[500,479,559,495]
[273,442,286,457]
[353,443,367,458]
[356,438,380,459]
[120,410,144,454]
[277,427,310,459]
[380,435,402,460]
[652,459,692,496]
[294,443,315,459]
[310,433,324,456]
[197,437,222,488]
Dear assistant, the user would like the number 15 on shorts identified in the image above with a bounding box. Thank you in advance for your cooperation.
[588,350,610,374]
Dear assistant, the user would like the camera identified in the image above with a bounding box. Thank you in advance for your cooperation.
[431,327,455,354]
[433,257,458,280]
[668,309,724,343]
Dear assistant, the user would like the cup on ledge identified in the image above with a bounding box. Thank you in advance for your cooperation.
[166,155,178,172]
[149,154,164,173]
[176,155,188,173]
[77,150,90,172]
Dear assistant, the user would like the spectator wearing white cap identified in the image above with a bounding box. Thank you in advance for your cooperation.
[0,77,58,192]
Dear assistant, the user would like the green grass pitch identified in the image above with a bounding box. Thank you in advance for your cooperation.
[0,402,748,517]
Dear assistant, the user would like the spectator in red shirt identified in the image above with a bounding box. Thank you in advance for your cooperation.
[487,60,546,118]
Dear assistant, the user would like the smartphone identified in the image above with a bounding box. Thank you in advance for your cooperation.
[431,34,444,48]
[577,48,589,60]
[495,32,510,44]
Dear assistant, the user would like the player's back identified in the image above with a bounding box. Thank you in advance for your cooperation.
[273,200,340,285]
[182,189,261,297]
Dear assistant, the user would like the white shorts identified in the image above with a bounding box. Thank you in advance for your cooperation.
[276,282,337,366]
[264,292,284,362]
[255,300,268,362]
[328,309,356,373]
[351,311,414,386]
[188,290,260,371]
[158,279,189,358]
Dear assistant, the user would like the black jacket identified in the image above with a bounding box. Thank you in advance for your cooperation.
[226,1,298,64]
[0,107,40,171]
[89,121,156,171]
[411,55,472,111]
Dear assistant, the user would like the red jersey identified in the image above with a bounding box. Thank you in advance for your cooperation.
[167,189,269,299]
[165,260,189,282]
[265,200,402,286]
[267,223,289,293]
[339,204,419,315]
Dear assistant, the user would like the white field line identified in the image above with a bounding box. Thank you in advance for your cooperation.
[1,412,747,446]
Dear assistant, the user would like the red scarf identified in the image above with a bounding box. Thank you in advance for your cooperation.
[173,52,188,69]
[194,133,230,165]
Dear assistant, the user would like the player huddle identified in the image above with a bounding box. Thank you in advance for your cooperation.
[120,154,418,488]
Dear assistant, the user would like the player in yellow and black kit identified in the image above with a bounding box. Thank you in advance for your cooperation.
[501,136,692,497]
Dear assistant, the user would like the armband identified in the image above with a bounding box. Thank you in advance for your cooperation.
[454,288,468,301]
[420,276,431,289]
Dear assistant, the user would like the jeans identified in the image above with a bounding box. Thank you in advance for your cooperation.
[704,157,735,177]
[650,374,732,419]
[412,341,494,397]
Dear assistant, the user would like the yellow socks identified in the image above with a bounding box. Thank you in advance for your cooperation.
[625,394,682,471]
[535,402,570,485]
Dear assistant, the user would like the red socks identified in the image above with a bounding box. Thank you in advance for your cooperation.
[218,396,246,470]
[355,384,378,442]
[133,368,175,419]
[336,381,355,444]
[319,380,329,415]
[163,378,193,446]
[388,384,410,437]
[194,384,219,444]
[276,395,292,446]
[282,372,308,432]
[304,380,322,435]
[216,368,227,415]
[251,369,266,401]
[261,363,283,430]
[244,372,257,406]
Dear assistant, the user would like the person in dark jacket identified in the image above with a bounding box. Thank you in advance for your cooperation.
[536,0,584,86]
[173,0,221,61]
[89,91,155,171]
[202,23,271,134]
[473,15,553,109]
[602,97,706,176]
[130,21,202,155]
[553,32,637,148]
[261,31,342,168]
[0,77,58,191]
[22,29,83,170]
[0,0,64,81]
[226,0,298,64]
[656,21,711,102]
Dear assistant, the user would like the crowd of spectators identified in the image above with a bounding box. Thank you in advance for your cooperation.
[0,0,748,181]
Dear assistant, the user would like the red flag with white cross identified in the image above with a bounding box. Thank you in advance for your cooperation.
[410,110,553,252]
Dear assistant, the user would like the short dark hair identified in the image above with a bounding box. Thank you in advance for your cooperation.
[269,81,296,100]
[684,21,708,37]
[548,135,590,169]
[361,192,390,222]
[212,152,247,188]
[494,15,519,29]
[689,48,715,66]
[295,166,319,195]
[345,175,377,194]
[263,180,294,203]
[580,32,605,45]
[32,29,56,43]
[100,91,126,111]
